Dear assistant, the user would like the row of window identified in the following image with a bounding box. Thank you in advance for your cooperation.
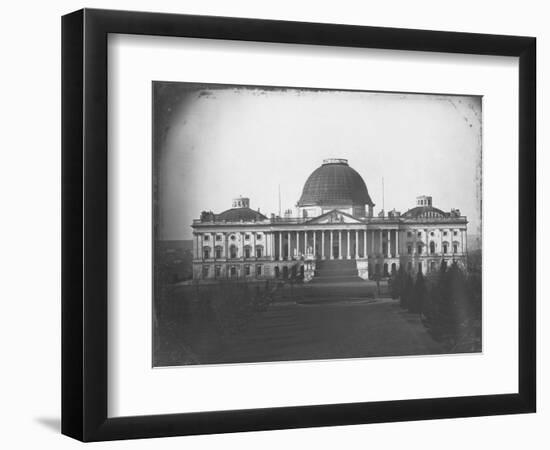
[406,242,459,255]
[202,233,263,242]
[203,245,264,259]
[202,264,263,278]
[406,230,459,238]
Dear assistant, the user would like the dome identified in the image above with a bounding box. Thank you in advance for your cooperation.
[216,207,267,222]
[403,206,447,218]
[297,159,373,207]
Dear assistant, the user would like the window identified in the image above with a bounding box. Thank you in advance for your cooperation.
[245,234,250,240]
[203,248,210,259]
[215,247,222,259]
[407,245,412,255]
[430,231,434,236]
[214,265,221,277]
[443,231,448,236]
[256,265,262,276]
[417,231,422,237]
[230,266,237,277]
[443,243,448,254]
[230,245,238,259]
[417,244,422,254]
[230,234,236,241]
[203,235,210,241]
[216,234,222,241]
[429,241,436,254]
[407,261,412,272]
[453,243,458,253]
[244,246,251,258]
[256,233,262,240]
[202,265,209,278]
[453,230,458,236]
[256,247,263,258]
[245,265,251,276]
[430,261,437,272]
[407,231,412,237]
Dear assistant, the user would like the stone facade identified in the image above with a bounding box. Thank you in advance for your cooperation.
[191,160,468,282]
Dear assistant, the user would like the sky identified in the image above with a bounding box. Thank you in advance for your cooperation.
[153,82,482,241]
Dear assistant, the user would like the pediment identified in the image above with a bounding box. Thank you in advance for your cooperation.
[306,209,363,224]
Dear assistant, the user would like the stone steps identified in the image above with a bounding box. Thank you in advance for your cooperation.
[312,259,363,283]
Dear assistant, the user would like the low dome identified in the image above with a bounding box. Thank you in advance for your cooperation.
[297,159,373,207]
[403,206,447,218]
[216,207,266,222]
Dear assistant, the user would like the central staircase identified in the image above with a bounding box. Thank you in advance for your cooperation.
[311,259,363,283]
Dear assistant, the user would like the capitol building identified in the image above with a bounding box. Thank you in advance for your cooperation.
[191,158,468,282]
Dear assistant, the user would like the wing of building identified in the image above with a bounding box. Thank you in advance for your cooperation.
[191,159,468,282]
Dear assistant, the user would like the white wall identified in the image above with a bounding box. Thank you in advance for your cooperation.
[0,0,546,448]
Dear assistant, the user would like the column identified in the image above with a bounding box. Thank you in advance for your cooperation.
[199,233,203,261]
[371,230,375,256]
[363,230,367,258]
[322,231,325,259]
[425,228,429,255]
[346,230,351,259]
[253,231,257,260]
[287,231,291,260]
[338,230,342,259]
[395,230,400,257]
[278,231,283,261]
[224,233,228,259]
[379,230,383,255]
[241,232,245,259]
[313,230,317,257]
[387,230,391,257]
[330,231,334,259]
[296,231,300,257]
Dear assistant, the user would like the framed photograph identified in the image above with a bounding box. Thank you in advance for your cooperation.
[62,8,536,441]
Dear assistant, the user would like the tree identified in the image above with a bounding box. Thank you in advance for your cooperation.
[400,273,414,309]
[390,265,406,300]
[409,270,426,314]
[428,262,469,345]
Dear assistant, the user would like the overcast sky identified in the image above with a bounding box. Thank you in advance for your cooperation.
[153,83,481,241]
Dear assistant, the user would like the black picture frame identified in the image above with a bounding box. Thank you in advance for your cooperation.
[62,8,536,442]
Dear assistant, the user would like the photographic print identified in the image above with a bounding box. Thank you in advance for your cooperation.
[153,82,482,367]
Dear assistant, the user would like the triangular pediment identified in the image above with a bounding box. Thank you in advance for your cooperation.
[306,209,364,224]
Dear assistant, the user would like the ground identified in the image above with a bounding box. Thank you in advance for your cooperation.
[154,281,445,366]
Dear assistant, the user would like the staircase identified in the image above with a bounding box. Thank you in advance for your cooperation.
[312,259,362,283]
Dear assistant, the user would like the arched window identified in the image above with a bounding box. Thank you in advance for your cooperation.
[417,244,423,255]
[230,245,238,259]
[407,244,412,255]
[215,246,223,259]
[244,246,251,258]
[453,243,459,253]
[255,246,263,258]
[443,242,448,254]
[203,247,211,259]
[429,241,436,254]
